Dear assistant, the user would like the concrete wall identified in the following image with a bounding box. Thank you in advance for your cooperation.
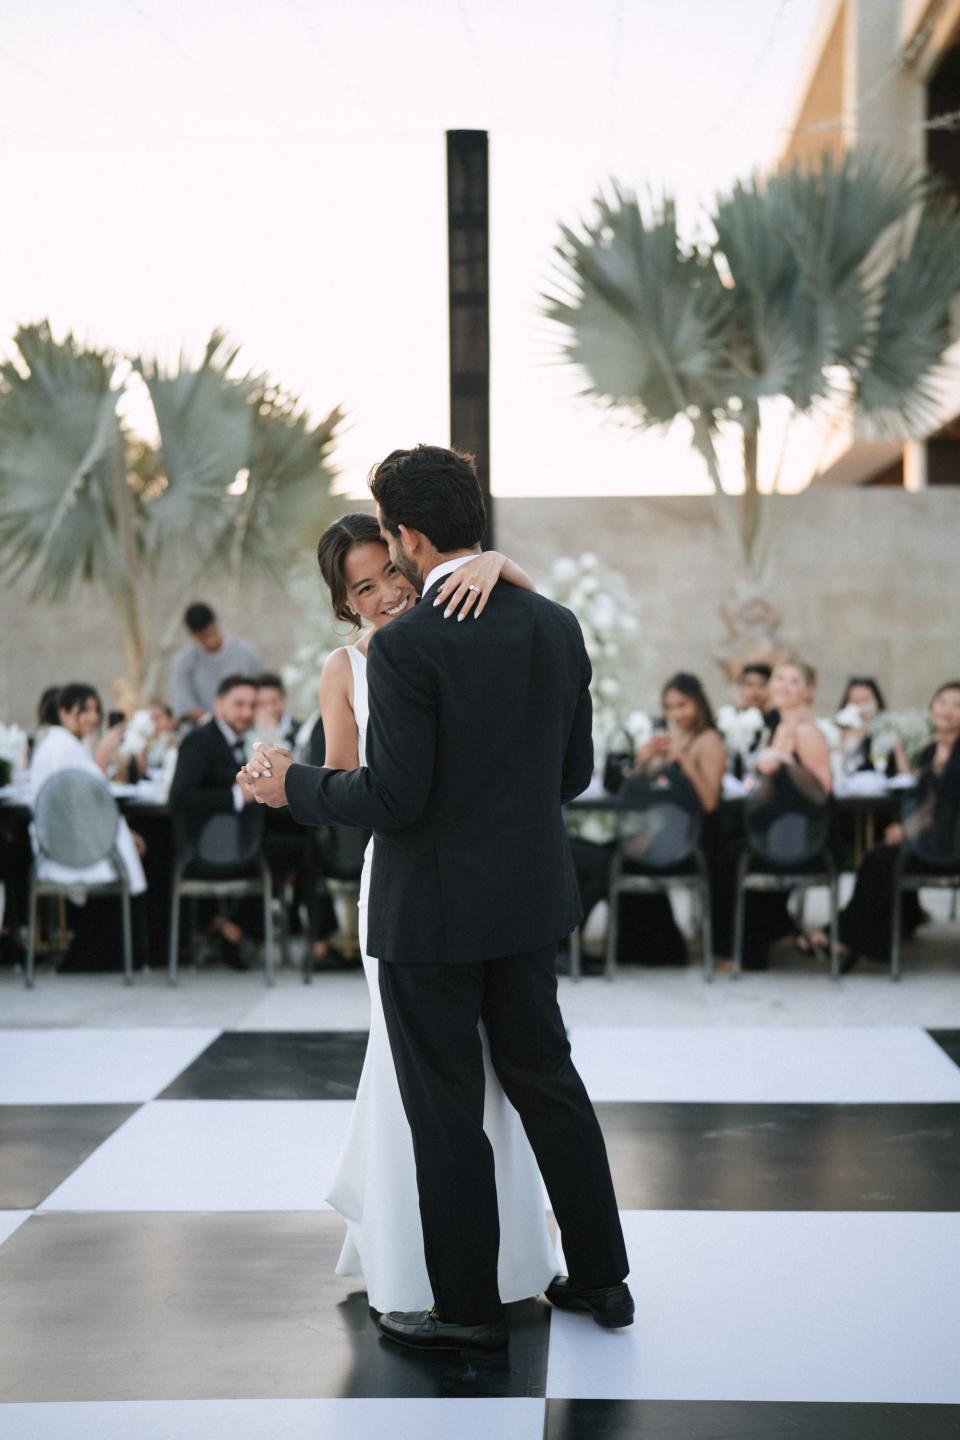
[0,489,956,728]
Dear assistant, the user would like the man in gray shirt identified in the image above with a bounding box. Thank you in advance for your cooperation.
[170,602,265,723]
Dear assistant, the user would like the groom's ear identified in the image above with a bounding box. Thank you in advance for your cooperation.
[397,523,421,556]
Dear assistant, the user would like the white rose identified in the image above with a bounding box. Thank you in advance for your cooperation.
[551,557,579,583]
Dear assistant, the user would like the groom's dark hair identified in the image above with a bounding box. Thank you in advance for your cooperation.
[368,445,486,552]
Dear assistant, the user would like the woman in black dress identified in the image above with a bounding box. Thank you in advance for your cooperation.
[712,659,833,970]
[836,676,909,778]
[811,681,960,970]
[615,672,726,965]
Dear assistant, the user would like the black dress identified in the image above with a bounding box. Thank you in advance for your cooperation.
[710,748,828,970]
[614,756,720,967]
[838,740,960,961]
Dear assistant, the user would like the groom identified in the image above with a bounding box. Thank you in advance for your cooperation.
[241,445,632,1352]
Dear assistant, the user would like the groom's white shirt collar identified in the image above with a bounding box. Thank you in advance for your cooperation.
[422,554,476,598]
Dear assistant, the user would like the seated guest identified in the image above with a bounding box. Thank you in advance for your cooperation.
[615,673,726,965]
[253,673,300,750]
[28,682,147,899]
[836,675,908,777]
[169,675,262,969]
[712,659,832,970]
[31,686,63,756]
[719,662,773,777]
[146,702,178,767]
[169,674,329,970]
[253,671,342,967]
[737,661,772,716]
[169,602,264,724]
[809,680,960,971]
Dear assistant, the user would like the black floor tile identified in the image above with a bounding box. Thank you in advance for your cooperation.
[0,1104,139,1208]
[157,1031,369,1100]
[0,1211,549,1401]
[929,1030,960,1072]
[597,1102,960,1210]
[545,1400,960,1439]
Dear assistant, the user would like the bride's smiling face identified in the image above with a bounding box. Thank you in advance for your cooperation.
[343,541,417,629]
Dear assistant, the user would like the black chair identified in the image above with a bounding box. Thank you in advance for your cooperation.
[168,808,275,986]
[26,768,134,988]
[303,823,370,984]
[573,769,712,982]
[733,777,839,978]
[891,801,960,983]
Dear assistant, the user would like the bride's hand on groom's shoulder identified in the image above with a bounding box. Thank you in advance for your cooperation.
[433,552,506,621]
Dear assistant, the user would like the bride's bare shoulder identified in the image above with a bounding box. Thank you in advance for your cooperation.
[319,646,353,696]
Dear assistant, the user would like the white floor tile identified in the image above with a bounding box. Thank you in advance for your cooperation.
[567,1026,960,1102]
[0,1029,221,1103]
[548,1209,960,1402]
[0,1398,545,1440]
[0,1211,32,1247]
[38,1101,355,1211]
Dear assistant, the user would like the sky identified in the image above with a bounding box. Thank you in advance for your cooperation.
[0,0,828,497]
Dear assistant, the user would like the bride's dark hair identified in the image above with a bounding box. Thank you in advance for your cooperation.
[317,512,385,624]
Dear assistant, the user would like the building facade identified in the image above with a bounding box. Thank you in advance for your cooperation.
[781,0,960,489]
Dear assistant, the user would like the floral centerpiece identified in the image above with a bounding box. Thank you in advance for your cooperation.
[871,710,932,769]
[540,553,642,754]
[716,705,764,760]
[118,708,156,758]
[541,552,645,844]
[0,723,28,787]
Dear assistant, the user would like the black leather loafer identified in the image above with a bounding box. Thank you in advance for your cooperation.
[379,1306,508,1353]
[545,1275,635,1328]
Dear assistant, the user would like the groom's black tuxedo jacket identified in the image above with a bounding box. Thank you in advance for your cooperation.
[284,577,593,964]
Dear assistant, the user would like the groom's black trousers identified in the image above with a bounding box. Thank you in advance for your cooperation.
[378,946,629,1324]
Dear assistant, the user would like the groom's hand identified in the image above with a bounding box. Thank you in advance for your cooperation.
[238,744,293,808]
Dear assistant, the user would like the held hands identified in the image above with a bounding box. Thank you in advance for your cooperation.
[432,552,505,621]
[755,746,793,776]
[237,743,294,808]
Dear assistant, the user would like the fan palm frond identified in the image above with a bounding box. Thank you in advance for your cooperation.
[544,186,736,428]
[854,196,960,436]
[0,323,128,603]
[134,330,256,565]
[223,388,344,579]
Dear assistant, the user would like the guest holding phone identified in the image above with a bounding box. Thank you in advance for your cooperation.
[615,673,725,965]
[807,680,960,971]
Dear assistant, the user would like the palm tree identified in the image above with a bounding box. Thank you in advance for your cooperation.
[543,151,960,658]
[0,323,342,704]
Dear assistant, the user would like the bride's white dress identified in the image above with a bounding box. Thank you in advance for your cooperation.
[325,643,558,1313]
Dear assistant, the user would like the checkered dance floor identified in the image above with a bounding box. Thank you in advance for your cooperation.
[2,1023,960,1438]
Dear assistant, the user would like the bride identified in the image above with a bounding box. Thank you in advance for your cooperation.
[314,512,557,1313]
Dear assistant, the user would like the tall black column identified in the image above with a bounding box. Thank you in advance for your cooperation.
[446,129,493,548]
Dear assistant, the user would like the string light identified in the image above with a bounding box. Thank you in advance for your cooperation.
[607,0,626,136]
[712,0,796,131]
[284,0,383,125]
[456,0,510,133]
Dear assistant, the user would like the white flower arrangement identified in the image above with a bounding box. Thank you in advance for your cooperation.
[625,709,653,747]
[0,722,28,770]
[541,552,642,756]
[716,705,764,756]
[871,709,932,767]
[118,708,156,758]
[835,703,866,730]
